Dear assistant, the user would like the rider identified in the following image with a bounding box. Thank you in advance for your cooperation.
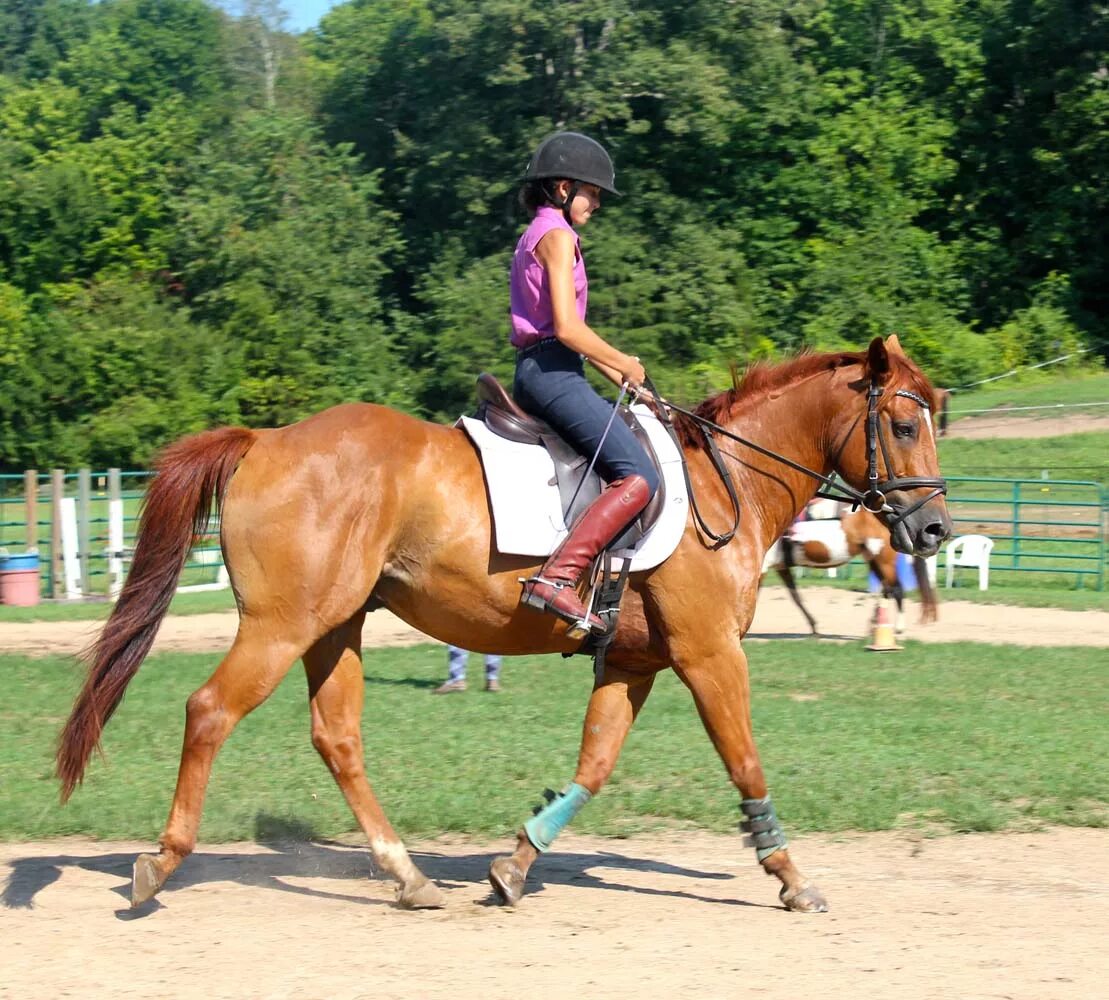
[510,131,660,634]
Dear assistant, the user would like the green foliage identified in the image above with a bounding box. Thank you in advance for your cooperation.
[169,111,406,425]
[2,276,218,468]
[0,0,1106,469]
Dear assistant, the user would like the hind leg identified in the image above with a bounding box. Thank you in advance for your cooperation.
[131,617,310,906]
[304,615,443,909]
[777,567,819,635]
[489,666,656,905]
[878,576,906,635]
[871,551,906,635]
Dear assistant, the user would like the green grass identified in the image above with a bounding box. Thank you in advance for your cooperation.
[0,588,236,624]
[947,368,1109,421]
[939,430,1109,485]
[2,641,1105,844]
[940,366,1109,483]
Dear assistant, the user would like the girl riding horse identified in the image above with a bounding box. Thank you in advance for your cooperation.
[56,332,949,913]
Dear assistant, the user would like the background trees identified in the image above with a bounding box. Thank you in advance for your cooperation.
[0,0,1103,467]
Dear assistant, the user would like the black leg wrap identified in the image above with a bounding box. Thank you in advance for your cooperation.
[739,796,789,861]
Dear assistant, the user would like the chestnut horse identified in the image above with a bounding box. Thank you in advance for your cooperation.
[57,336,950,913]
[766,505,939,636]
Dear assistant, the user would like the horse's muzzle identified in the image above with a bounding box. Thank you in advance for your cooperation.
[887,493,952,558]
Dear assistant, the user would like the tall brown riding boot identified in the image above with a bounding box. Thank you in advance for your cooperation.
[521,475,651,635]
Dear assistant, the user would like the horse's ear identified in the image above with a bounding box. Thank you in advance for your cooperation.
[866,336,890,377]
[884,334,905,356]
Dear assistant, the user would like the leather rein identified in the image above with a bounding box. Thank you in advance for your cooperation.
[642,374,948,548]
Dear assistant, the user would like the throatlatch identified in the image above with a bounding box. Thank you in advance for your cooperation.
[523,783,593,853]
[740,795,788,861]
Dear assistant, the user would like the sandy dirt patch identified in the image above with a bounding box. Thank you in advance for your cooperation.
[2,828,1106,1000]
[944,411,1109,439]
[2,587,1106,658]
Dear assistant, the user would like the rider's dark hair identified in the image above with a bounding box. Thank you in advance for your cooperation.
[519,178,561,215]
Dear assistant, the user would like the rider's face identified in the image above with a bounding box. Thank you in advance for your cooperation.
[555,181,602,226]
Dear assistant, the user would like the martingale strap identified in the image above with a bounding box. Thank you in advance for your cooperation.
[739,795,788,861]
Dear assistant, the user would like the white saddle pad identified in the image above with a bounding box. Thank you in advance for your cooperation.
[458,403,688,572]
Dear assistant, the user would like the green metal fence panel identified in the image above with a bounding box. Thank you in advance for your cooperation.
[944,476,1105,590]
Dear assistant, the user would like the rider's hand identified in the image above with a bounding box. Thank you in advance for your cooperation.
[620,354,646,391]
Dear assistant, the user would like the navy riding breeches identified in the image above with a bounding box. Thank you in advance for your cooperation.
[513,339,660,498]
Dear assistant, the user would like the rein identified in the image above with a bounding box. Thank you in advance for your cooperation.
[641,373,947,547]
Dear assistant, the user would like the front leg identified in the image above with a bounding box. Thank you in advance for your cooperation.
[489,666,656,905]
[674,641,828,913]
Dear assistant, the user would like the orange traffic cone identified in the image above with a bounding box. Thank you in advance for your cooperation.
[866,602,902,652]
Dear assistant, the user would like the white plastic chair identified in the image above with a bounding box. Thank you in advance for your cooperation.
[944,534,994,590]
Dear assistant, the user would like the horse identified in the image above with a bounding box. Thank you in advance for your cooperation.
[934,387,952,437]
[764,504,939,636]
[56,335,951,914]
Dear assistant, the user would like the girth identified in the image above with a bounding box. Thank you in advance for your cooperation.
[474,373,666,545]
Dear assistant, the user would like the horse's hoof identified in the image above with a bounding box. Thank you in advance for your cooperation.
[488,857,525,906]
[131,853,165,907]
[396,877,444,910]
[780,880,828,912]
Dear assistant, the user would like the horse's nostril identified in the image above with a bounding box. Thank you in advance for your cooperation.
[924,520,948,541]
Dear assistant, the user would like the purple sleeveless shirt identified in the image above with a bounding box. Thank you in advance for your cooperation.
[509,206,588,348]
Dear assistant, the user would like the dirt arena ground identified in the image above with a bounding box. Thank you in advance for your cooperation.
[942,410,1109,439]
[2,589,1107,999]
[3,828,1106,1000]
[3,585,1108,656]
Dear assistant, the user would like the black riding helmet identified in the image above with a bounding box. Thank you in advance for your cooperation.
[524,131,619,225]
[525,131,620,195]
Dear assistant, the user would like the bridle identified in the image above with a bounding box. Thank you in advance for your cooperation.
[858,382,948,527]
[642,372,948,547]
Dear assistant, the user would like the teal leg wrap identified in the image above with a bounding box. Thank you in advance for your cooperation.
[739,795,788,862]
[523,783,592,853]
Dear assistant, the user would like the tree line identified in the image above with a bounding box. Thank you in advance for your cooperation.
[1,0,1105,470]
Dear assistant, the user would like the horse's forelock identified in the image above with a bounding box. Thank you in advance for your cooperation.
[887,351,936,408]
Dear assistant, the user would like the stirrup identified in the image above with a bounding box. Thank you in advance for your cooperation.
[520,576,603,638]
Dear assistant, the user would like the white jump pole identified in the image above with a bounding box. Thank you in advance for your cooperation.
[60,497,82,599]
[108,498,124,600]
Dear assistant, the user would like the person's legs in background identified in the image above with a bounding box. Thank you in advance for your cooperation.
[433,645,470,694]
[484,654,502,693]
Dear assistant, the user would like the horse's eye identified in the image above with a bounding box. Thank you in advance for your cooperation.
[892,421,916,440]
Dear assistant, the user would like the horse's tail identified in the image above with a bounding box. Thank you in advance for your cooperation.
[56,426,256,802]
[913,555,939,624]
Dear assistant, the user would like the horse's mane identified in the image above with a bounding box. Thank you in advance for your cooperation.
[673,348,934,449]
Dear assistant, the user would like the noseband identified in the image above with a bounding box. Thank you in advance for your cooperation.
[645,374,948,544]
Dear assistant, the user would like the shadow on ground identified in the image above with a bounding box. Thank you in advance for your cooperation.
[3,813,765,916]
